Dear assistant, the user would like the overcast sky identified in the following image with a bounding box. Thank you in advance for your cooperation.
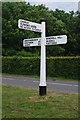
[27,0,79,12]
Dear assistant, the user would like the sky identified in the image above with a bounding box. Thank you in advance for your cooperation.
[27,0,79,12]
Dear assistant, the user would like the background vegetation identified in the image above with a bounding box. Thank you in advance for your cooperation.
[2,2,80,80]
[2,56,80,79]
[2,2,80,57]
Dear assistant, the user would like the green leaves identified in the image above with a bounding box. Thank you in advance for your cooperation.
[2,56,80,79]
[2,2,79,56]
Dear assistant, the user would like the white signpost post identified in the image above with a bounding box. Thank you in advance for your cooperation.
[18,18,67,96]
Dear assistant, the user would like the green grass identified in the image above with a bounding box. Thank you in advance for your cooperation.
[2,85,79,119]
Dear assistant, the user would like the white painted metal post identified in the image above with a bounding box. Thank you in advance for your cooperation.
[18,19,67,96]
[39,19,46,96]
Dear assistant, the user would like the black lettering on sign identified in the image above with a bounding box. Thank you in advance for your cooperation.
[20,20,31,29]
[38,40,41,45]
[36,29,41,32]
[31,25,36,29]
[57,36,62,39]
[49,37,56,39]
[20,22,23,28]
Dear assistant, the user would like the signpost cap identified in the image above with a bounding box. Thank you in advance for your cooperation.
[40,18,46,23]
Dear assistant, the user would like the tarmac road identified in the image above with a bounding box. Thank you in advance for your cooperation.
[2,75,78,93]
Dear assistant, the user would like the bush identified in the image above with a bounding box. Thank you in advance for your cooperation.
[2,57,40,76]
[16,50,40,57]
[47,56,80,79]
[2,56,80,79]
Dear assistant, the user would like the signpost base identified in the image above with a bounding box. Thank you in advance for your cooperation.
[39,86,46,96]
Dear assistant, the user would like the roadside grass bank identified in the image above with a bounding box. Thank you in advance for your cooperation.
[2,73,78,82]
[2,85,79,119]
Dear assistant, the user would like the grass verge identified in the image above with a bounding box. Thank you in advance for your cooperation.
[2,73,78,82]
[2,85,79,119]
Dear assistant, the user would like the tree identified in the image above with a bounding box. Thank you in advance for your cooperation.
[2,2,79,56]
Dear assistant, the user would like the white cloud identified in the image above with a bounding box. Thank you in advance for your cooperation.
[27,0,78,12]
[27,0,79,3]
[46,2,78,12]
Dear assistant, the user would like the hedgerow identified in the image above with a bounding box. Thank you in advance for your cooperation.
[2,56,80,79]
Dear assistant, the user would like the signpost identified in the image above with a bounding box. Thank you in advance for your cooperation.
[23,38,41,47]
[23,35,67,47]
[46,35,67,45]
[18,18,67,96]
[18,19,42,33]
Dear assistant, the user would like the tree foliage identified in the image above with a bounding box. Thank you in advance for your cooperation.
[2,2,80,56]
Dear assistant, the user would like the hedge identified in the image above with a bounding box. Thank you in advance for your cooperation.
[2,56,80,80]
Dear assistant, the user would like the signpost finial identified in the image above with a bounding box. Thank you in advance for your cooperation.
[40,18,46,23]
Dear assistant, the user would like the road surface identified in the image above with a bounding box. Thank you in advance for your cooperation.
[2,75,78,93]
